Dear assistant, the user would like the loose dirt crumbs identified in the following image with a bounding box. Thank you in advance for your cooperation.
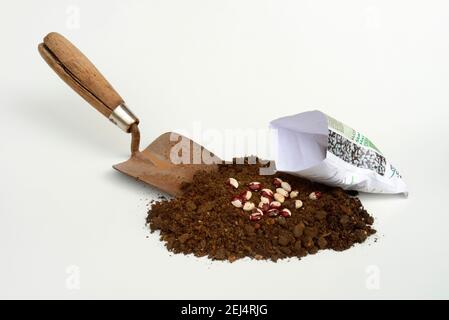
[147,159,376,262]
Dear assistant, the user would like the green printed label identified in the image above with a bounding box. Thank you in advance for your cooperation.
[327,114,382,154]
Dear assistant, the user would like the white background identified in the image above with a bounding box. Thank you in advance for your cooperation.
[0,0,448,299]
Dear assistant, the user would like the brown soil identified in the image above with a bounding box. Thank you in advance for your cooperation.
[147,158,376,262]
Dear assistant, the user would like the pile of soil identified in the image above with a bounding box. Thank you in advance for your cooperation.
[147,158,376,262]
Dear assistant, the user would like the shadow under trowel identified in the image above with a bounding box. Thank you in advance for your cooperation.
[102,169,171,198]
[12,94,130,156]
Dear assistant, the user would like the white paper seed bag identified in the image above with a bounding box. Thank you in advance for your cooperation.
[270,110,407,194]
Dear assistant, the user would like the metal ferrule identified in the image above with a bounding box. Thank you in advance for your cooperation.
[108,103,139,132]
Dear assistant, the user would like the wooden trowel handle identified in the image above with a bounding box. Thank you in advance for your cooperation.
[38,32,139,132]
